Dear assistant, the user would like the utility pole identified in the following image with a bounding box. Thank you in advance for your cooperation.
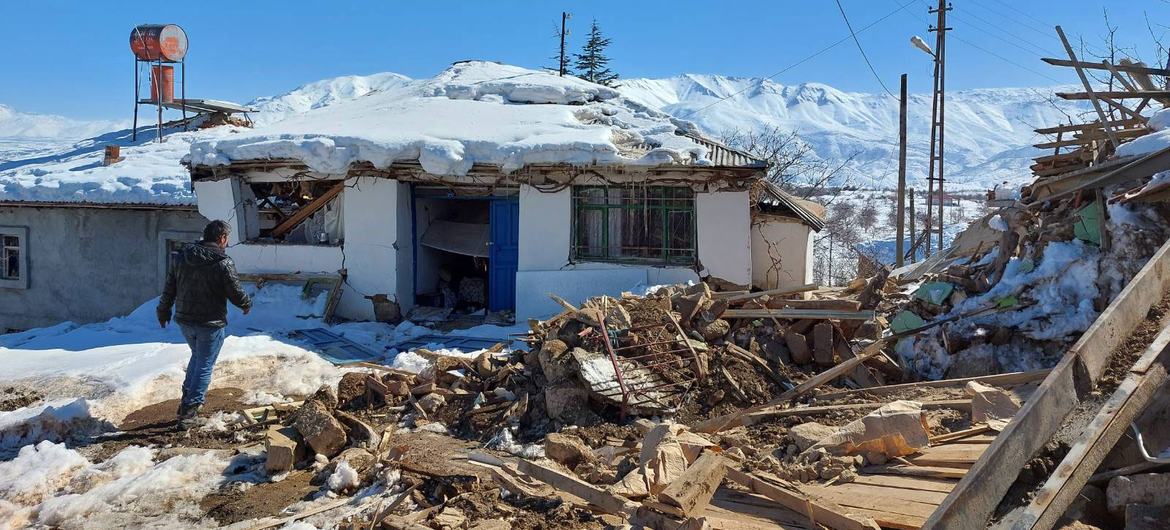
[558,12,570,76]
[908,188,917,264]
[926,0,952,255]
[896,73,908,269]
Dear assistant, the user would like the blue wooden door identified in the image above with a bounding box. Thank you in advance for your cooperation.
[488,200,520,311]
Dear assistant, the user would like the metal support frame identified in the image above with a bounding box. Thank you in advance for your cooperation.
[131,56,186,142]
[924,0,951,257]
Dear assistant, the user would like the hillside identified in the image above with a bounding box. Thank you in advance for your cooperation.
[619,75,1086,189]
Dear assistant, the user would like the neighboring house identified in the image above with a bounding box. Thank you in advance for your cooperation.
[185,61,790,321]
[0,128,225,331]
[752,182,825,291]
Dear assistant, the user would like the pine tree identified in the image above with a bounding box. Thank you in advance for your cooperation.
[573,20,619,86]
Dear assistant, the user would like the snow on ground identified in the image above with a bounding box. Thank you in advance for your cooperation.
[0,280,523,528]
[189,61,710,176]
[1117,107,1170,158]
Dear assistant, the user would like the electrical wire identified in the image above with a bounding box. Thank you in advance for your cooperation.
[835,0,900,100]
[987,0,1059,39]
[947,6,1059,58]
[678,0,917,118]
[903,5,1063,84]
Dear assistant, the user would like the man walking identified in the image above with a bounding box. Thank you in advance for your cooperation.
[157,220,252,428]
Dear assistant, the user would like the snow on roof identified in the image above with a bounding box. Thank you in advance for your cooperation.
[188,61,721,176]
[0,125,241,206]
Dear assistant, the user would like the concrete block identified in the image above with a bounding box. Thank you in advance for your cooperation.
[1108,474,1170,515]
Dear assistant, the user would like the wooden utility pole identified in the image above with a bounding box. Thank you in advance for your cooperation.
[558,12,570,76]
[925,0,952,255]
[908,188,917,264]
[896,73,908,268]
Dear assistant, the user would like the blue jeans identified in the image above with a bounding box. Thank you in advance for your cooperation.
[178,323,227,409]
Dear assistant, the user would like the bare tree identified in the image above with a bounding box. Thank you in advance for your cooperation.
[858,202,879,233]
[722,125,857,201]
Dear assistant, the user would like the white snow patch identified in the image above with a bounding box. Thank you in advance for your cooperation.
[325,461,360,492]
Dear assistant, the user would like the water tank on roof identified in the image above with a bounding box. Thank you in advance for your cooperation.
[129,24,188,62]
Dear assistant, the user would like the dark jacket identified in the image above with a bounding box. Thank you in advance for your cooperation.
[157,241,252,328]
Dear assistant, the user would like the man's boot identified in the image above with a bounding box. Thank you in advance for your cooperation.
[176,403,202,430]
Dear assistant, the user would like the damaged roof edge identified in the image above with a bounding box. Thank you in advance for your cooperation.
[757,181,827,231]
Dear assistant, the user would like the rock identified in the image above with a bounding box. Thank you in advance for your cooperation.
[1127,504,1170,529]
[1107,473,1170,515]
[723,447,746,462]
[386,380,412,398]
[417,393,447,414]
[786,332,812,364]
[308,384,339,410]
[336,372,368,409]
[854,320,882,340]
[264,425,305,474]
[812,322,835,366]
[539,343,576,383]
[434,507,467,529]
[946,347,997,378]
[807,400,930,458]
[314,447,376,485]
[544,382,590,420]
[610,469,650,499]
[790,422,836,452]
[640,423,690,495]
[544,433,595,469]
[292,399,348,458]
[334,410,381,448]
[697,318,730,342]
[967,381,1021,430]
[469,519,511,530]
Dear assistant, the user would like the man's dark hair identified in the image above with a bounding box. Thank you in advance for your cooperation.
[202,220,231,242]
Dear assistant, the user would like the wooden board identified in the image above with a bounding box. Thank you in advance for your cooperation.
[723,467,880,530]
[924,237,1170,529]
[849,474,957,494]
[814,369,1049,401]
[1005,322,1170,529]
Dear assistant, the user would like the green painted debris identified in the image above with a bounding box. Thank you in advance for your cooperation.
[1017,257,1035,274]
[891,310,927,334]
[996,295,1019,309]
[1073,201,1103,246]
[914,281,955,305]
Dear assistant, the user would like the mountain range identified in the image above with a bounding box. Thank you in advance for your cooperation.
[0,70,1089,188]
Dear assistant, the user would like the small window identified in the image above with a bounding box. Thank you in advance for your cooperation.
[571,185,696,265]
[2,236,19,280]
[0,227,28,289]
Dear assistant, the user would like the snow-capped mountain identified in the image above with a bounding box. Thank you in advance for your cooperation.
[0,69,1088,189]
[619,75,1086,189]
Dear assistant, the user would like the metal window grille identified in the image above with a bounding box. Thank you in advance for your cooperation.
[571,185,696,266]
[1,235,20,280]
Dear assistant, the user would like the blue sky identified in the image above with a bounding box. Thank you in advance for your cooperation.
[2,0,1168,120]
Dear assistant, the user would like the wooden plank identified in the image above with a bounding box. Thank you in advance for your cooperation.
[863,465,967,479]
[801,484,938,520]
[924,237,1170,530]
[1055,90,1170,100]
[1035,118,1145,134]
[708,489,827,530]
[814,369,1050,402]
[721,308,876,321]
[806,481,950,506]
[850,474,957,494]
[1055,26,1121,148]
[270,182,345,238]
[658,453,726,516]
[720,283,818,303]
[694,341,886,433]
[516,459,634,515]
[1005,323,1170,529]
[740,399,971,426]
[722,466,880,530]
[1041,57,1170,76]
[929,424,993,444]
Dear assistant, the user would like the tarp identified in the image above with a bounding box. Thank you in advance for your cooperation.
[421,220,489,257]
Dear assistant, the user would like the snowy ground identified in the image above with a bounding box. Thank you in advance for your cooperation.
[0,283,523,529]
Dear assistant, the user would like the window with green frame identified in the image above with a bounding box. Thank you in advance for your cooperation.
[571,185,696,265]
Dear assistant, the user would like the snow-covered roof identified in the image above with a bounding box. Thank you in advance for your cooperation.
[188,61,752,176]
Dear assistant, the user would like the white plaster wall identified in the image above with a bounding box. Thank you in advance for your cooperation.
[193,179,244,245]
[751,216,814,290]
[229,244,344,275]
[336,177,401,321]
[514,184,700,320]
[696,190,752,287]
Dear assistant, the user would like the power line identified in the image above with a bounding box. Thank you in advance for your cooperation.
[967,0,1062,46]
[679,0,917,118]
[835,0,899,100]
[903,6,1062,84]
[987,0,1058,37]
[951,6,1059,57]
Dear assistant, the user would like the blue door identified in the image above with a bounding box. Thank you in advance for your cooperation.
[488,200,520,311]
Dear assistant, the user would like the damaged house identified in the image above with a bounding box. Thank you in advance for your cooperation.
[185,61,821,322]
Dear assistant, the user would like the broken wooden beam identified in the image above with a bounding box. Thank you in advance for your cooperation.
[1004,321,1170,529]
[813,369,1050,402]
[270,182,345,239]
[719,283,817,304]
[721,308,876,321]
[516,459,635,516]
[657,452,727,517]
[1055,90,1170,101]
[923,237,1170,529]
[723,466,880,530]
[1041,57,1170,77]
